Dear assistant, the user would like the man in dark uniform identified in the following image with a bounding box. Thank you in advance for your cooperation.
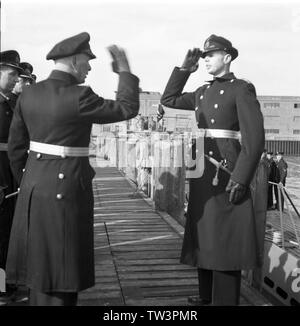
[161,35,264,305]
[0,50,23,304]
[6,32,140,306]
[9,62,35,108]
[266,151,276,209]
[274,151,288,211]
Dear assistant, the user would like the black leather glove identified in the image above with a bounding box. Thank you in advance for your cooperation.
[180,48,202,73]
[225,179,247,204]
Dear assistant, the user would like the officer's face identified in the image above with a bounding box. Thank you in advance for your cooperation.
[13,77,31,94]
[72,54,92,84]
[204,51,230,76]
[0,66,19,93]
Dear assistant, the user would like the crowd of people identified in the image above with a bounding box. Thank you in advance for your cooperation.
[128,104,166,132]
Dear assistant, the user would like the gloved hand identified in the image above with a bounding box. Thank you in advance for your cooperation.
[225,179,247,204]
[107,45,131,74]
[180,48,202,73]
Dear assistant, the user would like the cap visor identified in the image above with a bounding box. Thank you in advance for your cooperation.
[84,49,96,59]
[0,63,25,74]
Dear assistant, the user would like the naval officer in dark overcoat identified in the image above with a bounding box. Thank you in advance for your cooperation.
[0,50,23,304]
[274,151,288,211]
[6,32,140,306]
[161,35,265,305]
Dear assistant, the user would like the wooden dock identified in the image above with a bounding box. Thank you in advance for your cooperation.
[78,167,271,306]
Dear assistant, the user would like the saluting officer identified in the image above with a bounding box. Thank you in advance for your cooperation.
[0,50,23,304]
[6,32,140,306]
[161,35,265,305]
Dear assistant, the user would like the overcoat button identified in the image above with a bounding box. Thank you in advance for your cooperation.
[214,104,218,109]
[220,90,224,94]
[36,153,41,159]
[211,119,215,124]
[56,194,63,200]
[195,106,198,111]
[22,168,26,172]
[200,95,204,99]
[58,173,65,179]
[209,151,213,156]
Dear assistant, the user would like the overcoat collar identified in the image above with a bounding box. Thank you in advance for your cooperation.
[48,70,78,85]
[206,72,236,83]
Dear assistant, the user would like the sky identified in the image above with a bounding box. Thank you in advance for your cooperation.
[1,0,300,98]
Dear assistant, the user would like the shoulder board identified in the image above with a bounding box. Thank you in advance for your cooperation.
[235,78,257,94]
[240,78,253,84]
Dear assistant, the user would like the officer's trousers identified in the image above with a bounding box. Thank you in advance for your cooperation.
[29,290,78,306]
[197,268,241,306]
[0,198,15,270]
[267,184,274,208]
[274,181,285,211]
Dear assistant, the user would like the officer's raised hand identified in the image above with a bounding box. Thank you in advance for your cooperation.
[107,45,131,74]
[180,48,202,73]
[225,179,247,204]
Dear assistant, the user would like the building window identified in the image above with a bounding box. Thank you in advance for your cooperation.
[293,130,300,134]
[265,129,280,134]
[263,103,280,109]
[293,116,300,122]
[264,115,280,122]
[294,103,300,108]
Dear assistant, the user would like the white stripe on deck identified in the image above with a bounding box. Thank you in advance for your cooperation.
[94,234,180,250]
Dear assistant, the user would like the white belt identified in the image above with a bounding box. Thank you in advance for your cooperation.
[29,141,89,157]
[0,143,8,151]
[199,128,241,140]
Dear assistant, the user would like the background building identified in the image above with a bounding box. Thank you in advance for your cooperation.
[259,96,300,140]
[92,92,300,155]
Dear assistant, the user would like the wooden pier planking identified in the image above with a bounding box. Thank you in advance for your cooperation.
[78,167,271,306]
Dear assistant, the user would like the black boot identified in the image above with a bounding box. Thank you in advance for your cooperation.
[187,295,211,306]
[0,284,17,305]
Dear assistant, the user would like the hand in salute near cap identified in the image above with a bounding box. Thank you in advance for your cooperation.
[180,48,202,73]
[107,45,131,73]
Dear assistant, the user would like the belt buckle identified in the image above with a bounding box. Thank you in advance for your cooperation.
[61,148,67,158]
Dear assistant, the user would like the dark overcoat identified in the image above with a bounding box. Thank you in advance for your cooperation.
[161,68,265,270]
[250,156,269,266]
[0,93,17,269]
[6,70,139,291]
[275,158,288,185]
